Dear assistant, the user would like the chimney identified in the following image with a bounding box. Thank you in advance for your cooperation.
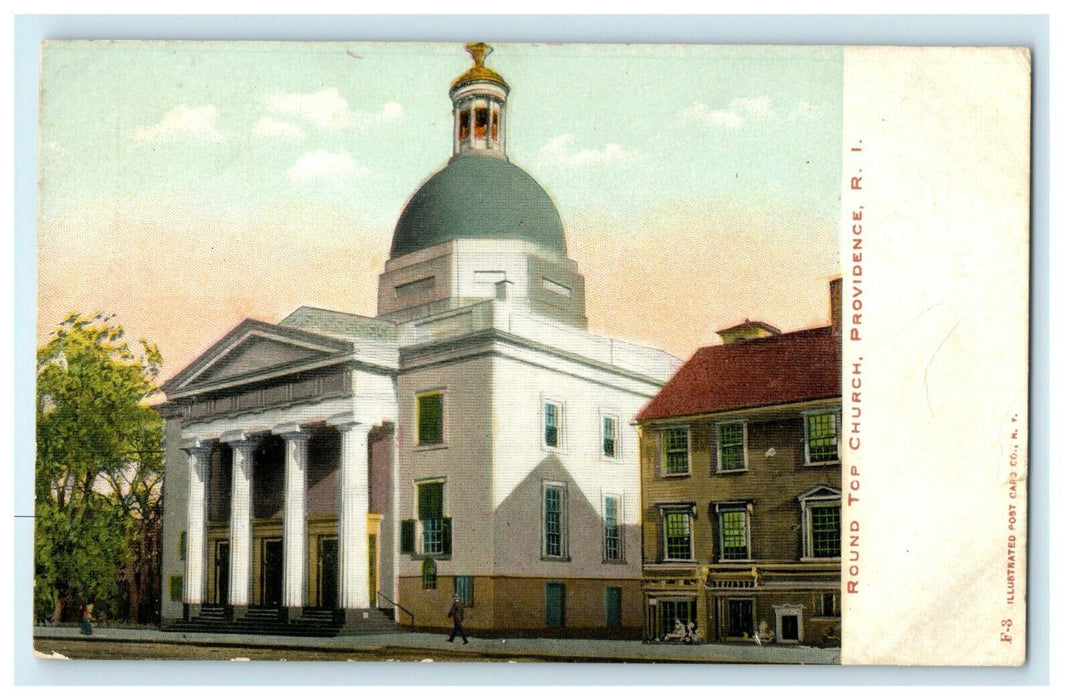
[495,279,514,302]
[829,277,842,334]
[716,319,781,345]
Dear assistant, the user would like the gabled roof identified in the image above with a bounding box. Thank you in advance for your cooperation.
[161,318,354,397]
[635,325,840,422]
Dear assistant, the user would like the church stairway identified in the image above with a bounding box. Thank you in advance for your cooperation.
[165,605,396,637]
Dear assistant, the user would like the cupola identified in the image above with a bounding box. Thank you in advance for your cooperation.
[450,42,509,158]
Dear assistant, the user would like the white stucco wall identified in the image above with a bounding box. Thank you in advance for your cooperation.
[396,353,497,578]
[490,348,655,580]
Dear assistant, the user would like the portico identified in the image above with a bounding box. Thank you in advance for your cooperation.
[160,312,400,629]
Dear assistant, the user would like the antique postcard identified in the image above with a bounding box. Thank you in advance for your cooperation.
[30,40,1030,669]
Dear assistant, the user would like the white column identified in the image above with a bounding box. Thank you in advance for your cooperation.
[222,431,256,609]
[181,438,211,608]
[329,416,372,610]
[274,423,309,612]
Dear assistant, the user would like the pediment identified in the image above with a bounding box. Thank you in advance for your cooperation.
[195,336,325,383]
[797,484,840,502]
[164,320,353,396]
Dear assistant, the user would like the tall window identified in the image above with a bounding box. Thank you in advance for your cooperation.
[804,411,839,463]
[417,392,443,445]
[543,483,567,558]
[716,422,746,471]
[415,480,450,556]
[799,486,841,559]
[602,415,619,458]
[454,575,474,606]
[604,496,621,561]
[662,427,690,475]
[717,505,750,561]
[662,507,693,561]
[544,401,562,449]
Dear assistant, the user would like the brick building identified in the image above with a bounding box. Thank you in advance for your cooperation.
[636,279,842,646]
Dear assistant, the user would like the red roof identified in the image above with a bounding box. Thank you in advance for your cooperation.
[636,326,840,422]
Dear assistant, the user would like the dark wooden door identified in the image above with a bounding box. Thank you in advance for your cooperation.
[262,539,283,607]
[215,541,230,604]
[319,537,338,609]
[546,583,565,628]
[781,614,800,642]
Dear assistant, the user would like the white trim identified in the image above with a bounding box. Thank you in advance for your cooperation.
[541,480,569,560]
[774,604,804,644]
[659,504,694,562]
[599,411,622,461]
[179,329,344,389]
[602,493,624,563]
[714,419,748,472]
[714,502,752,562]
[799,489,842,560]
[414,388,447,448]
[659,425,691,476]
[541,397,566,452]
[802,409,841,465]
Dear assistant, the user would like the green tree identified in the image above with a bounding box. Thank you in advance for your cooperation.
[35,313,163,624]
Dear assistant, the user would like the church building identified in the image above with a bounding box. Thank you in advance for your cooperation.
[158,43,680,638]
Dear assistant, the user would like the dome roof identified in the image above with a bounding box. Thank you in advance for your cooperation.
[390,155,566,258]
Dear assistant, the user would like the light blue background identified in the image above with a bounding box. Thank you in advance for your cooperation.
[14,13,1050,686]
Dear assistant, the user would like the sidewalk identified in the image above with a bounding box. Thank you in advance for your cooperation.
[33,625,840,664]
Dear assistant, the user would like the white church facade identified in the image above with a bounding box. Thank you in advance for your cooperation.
[158,43,680,637]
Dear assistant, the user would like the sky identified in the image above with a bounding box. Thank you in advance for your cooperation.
[38,41,843,380]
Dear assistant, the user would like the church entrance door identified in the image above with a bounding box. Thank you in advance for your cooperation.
[319,537,338,609]
[214,541,229,604]
[262,538,283,607]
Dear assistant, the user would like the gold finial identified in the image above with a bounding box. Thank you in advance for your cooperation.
[452,42,508,91]
[465,42,492,68]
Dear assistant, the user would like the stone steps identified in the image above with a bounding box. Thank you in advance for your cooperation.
[165,606,396,638]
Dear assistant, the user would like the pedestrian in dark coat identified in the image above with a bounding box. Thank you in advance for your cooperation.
[446,594,468,644]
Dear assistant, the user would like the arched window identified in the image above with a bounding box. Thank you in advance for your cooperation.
[421,556,437,590]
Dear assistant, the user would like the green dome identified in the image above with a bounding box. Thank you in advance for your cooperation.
[390,155,566,258]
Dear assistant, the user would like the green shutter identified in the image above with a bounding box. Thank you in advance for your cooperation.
[418,393,443,445]
[401,519,415,554]
[417,482,443,520]
[169,575,183,602]
[179,531,187,560]
[442,517,452,556]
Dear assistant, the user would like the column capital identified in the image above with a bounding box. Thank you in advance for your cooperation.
[220,430,257,449]
[272,422,310,442]
[326,412,371,434]
[180,436,212,455]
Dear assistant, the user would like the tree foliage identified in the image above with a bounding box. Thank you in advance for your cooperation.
[35,313,164,624]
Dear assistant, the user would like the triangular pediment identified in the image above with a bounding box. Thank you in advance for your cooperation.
[196,336,324,383]
[797,484,841,502]
[163,319,353,396]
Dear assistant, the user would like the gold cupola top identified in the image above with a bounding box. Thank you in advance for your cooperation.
[451,42,510,92]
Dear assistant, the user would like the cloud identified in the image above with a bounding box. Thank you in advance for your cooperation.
[538,134,644,168]
[682,97,773,130]
[264,88,404,130]
[253,116,305,141]
[788,101,834,121]
[286,150,366,183]
[132,104,225,142]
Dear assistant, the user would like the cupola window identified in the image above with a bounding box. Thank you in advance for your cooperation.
[474,106,489,139]
[458,108,471,141]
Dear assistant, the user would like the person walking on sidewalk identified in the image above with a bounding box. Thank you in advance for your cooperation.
[79,604,94,635]
[446,594,468,644]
